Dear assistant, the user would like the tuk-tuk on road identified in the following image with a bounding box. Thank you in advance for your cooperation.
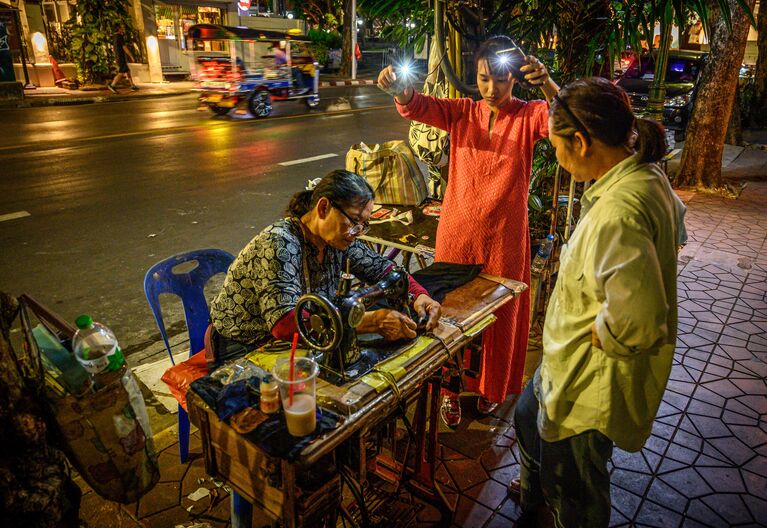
[188,24,320,118]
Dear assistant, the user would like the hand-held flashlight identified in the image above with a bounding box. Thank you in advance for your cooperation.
[379,60,415,97]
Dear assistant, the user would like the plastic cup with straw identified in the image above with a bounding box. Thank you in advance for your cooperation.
[273,333,319,436]
[288,332,298,406]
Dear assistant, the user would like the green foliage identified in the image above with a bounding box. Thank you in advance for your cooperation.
[47,23,74,63]
[308,28,343,48]
[515,49,561,238]
[738,77,767,127]
[323,13,340,30]
[65,0,140,84]
[307,28,343,67]
[358,0,432,50]
[528,140,557,240]
[308,42,329,66]
[293,0,343,30]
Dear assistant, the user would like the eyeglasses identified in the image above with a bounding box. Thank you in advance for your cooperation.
[553,94,591,144]
[331,202,370,236]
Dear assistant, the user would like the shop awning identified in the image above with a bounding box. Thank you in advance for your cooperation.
[187,23,310,42]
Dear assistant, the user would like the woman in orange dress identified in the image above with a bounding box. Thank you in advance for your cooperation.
[378,36,559,426]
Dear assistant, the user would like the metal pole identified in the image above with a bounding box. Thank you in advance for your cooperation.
[447,26,458,98]
[564,177,576,241]
[647,4,673,123]
[549,165,562,236]
[286,39,292,86]
[15,9,32,88]
[433,0,477,96]
[230,39,236,79]
[453,27,461,96]
[351,0,357,80]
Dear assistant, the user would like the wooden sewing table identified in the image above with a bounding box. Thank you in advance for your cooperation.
[187,274,526,528]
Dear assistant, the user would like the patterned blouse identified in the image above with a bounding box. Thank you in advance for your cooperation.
[210,218,392,346]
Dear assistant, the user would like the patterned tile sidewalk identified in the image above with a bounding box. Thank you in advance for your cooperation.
[78,182,767,528]
[433,182,767,528]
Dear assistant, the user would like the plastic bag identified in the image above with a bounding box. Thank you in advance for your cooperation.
[20,295,160,504]
[209,357,266,385]
[160,350,209,412]
[345,140,428,205]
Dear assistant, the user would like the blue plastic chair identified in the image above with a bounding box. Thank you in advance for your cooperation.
[143,248,235,463]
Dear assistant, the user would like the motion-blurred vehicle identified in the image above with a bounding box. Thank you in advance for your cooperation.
[188,24,320,118]
[617,50,708,140]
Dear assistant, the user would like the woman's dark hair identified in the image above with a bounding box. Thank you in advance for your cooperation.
[286,169,374,218]
[474,35,515,76]
[549,77,666,163]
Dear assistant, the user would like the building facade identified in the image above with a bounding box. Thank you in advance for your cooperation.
[0,0,302,85]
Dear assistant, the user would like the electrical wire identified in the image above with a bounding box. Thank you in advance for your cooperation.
[434,0,479,95]
[338,464,371,527]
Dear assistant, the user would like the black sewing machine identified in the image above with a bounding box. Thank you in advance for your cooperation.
[294,265,415,384]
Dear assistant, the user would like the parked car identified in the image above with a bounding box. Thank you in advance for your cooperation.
[740,63,754,79]
[617,50,708,141]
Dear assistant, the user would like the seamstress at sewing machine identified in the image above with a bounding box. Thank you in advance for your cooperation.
[208,169,442,369]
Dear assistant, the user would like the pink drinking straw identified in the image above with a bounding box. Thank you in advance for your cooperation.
[288,332,299,406]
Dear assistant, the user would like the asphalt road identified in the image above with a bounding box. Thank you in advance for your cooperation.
[0,86,411,361]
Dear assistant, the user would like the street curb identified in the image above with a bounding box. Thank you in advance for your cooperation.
[10,89,193,108]
[320,79,377,87]
[6,80,378,108]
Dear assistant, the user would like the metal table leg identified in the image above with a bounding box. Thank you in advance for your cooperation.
[405,375,453,527]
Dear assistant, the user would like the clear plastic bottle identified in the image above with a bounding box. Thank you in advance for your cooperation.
[259,374,280,414]
[72,314,125,378]
[531,234,556,275]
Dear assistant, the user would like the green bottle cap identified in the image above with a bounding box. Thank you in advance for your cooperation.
[75,314,93,329]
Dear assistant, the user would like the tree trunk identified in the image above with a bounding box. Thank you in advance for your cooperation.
[339,0,353,77]
[753,1,767,121]
[726,88,744,145]
[674,0,756,189]
[0,293,79,527]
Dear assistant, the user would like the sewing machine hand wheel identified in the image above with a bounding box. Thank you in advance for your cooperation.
[295,293,343,352]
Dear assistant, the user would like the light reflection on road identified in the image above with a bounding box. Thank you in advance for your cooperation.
[1,89,394,154]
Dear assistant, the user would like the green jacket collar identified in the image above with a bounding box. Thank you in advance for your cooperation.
[581,153,641,214]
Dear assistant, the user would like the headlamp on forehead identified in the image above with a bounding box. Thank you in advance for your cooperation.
[493,40,534,89]
[495,53,511,66]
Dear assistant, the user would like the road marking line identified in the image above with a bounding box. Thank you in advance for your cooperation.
[0,104,393,154]
[0,210,31,222]
[279,153,338,166]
